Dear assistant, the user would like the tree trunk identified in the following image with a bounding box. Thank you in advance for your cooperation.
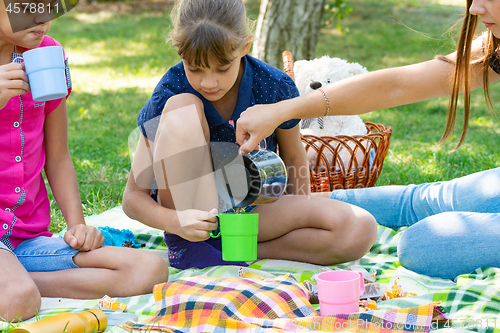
[252,0,326,69]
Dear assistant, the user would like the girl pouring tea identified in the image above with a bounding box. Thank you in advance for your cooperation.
[122,0,377,270]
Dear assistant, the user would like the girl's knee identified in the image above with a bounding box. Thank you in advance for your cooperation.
[342,223,377,261]
[142,251,169,284]
[335,206,377,261]
[157,94,208,141]
[162,93,204,118]
[397,216,462,278]
[334,203,377,238]
[124,251,169,294]
[397,213,500,279]
[162,93,205,120]
[358,210,378,248]
[315,203,377,264]
[0,280,41,322]
[397,229,445,278]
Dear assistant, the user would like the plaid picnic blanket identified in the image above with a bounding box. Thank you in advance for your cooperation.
[3,207,500,333]
[122,274,444,333]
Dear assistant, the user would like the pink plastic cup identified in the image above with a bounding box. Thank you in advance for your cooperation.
[317,270,365,316]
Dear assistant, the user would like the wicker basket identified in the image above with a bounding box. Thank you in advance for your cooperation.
[282,51,392,192]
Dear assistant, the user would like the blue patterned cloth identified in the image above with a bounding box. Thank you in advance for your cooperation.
[98,226,141,248]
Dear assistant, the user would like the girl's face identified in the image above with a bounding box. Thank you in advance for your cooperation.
[470,0,500,38]
[183,42,251,103]
[0,0,52,49]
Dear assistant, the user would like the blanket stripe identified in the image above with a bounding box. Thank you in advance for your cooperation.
[122,275,443,333]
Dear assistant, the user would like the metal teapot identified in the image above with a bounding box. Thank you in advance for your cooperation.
[214,148,287,208]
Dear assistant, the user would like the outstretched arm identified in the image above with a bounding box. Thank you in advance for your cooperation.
[237,43,500,153]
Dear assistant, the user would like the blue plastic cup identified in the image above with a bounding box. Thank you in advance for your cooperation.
[23,46,67,102]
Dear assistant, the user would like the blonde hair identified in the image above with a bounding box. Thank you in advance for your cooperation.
[439,0,499,149]
[169,0,253,68]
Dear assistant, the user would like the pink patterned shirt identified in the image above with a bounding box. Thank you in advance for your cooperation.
[0,36,71,249]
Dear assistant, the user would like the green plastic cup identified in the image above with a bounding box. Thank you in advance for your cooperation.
[210,212,258,261]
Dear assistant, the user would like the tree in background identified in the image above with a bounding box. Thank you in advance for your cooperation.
[252,0,351,69]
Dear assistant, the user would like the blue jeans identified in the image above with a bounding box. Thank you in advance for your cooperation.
[3,236,80,272]
[329,168,500,279]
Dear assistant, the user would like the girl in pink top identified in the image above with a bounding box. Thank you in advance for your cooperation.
[0,1,168,322]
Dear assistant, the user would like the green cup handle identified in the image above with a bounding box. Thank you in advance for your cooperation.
[209,215,221,238]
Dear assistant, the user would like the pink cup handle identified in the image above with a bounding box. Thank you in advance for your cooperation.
[358,272,365,296]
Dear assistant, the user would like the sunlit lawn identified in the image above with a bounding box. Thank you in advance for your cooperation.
[315,0,500,186]
[46,0,500,231]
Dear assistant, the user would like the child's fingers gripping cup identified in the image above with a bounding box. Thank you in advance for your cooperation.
[210,212,258,261]
[317,270,365,316]
[23,46,67,102]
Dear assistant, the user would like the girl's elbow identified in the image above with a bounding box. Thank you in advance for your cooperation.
[121,186,136,218]
[121,195,132,217]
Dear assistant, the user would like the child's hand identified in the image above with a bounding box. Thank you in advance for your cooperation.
[0,63,30,109]
[173,208,219,242]
[64,224,105,251]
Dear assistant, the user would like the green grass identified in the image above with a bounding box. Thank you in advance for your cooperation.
[45,0,500,232]
[46,7,179,231]
[314,0,500,186]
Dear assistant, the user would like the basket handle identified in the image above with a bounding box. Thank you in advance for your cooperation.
[282,51,295,82]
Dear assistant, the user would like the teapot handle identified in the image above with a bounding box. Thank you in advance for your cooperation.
[258,139,267,151]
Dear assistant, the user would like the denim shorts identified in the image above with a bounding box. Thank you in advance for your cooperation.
[1,236,80,272]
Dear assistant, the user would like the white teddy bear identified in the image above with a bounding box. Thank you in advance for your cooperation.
[293,56,370,171]
[294,55,368,136]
